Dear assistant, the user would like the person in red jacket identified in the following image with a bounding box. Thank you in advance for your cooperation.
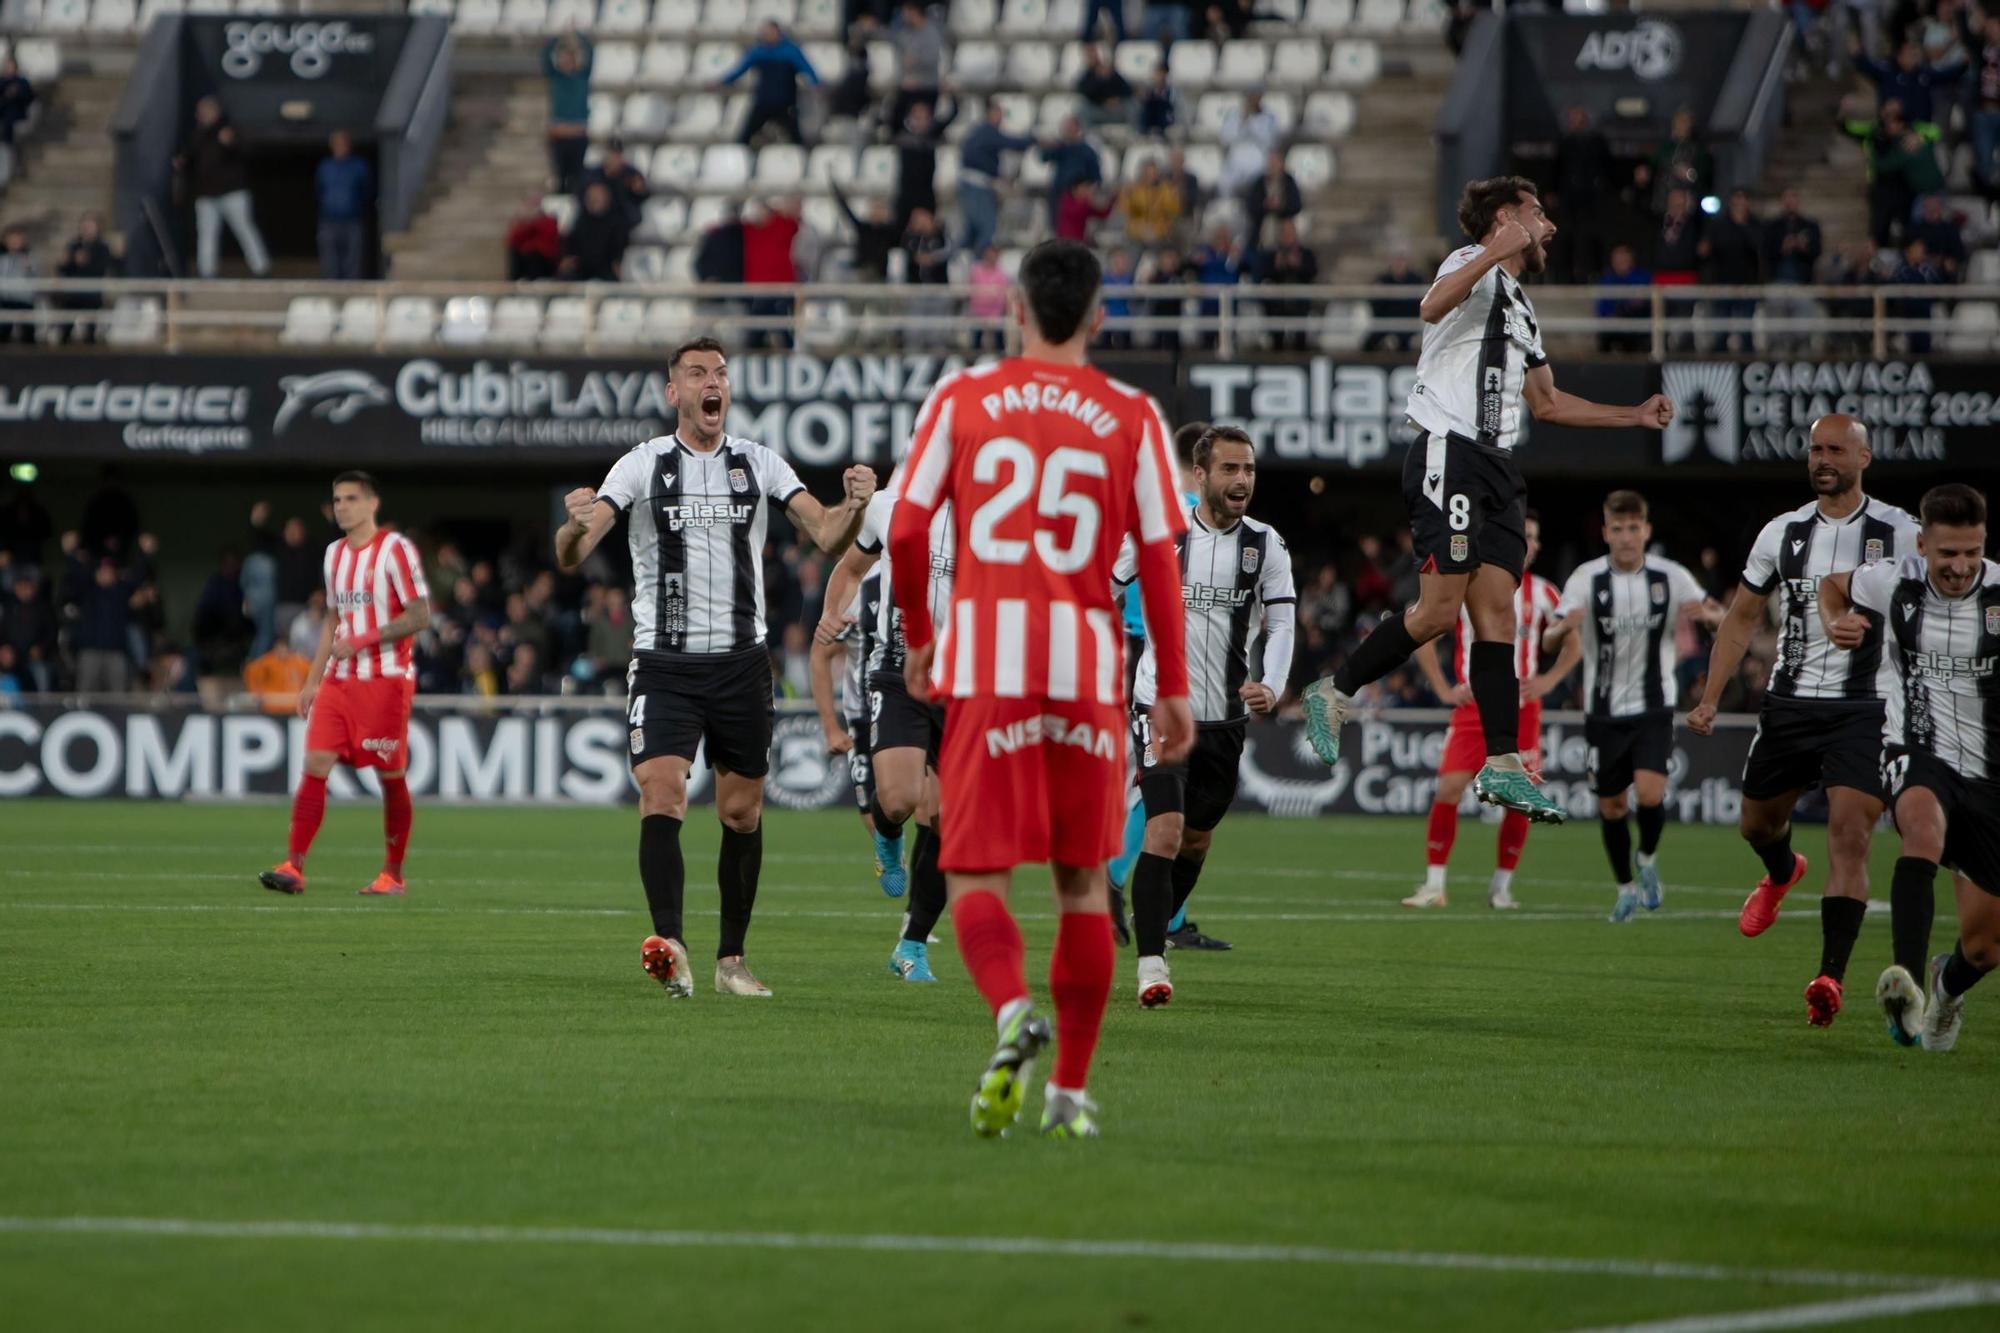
[742,196,800,348]
[506,194,561,281]
[1055,179,1115,244]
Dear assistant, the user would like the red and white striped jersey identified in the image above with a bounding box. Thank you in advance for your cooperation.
[322,530,429,682]
[887,358,1188,704]
[1451,570,1561,683]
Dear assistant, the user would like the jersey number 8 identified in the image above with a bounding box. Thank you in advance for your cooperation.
[1448,493,1471,532]
[968,437,1107,575]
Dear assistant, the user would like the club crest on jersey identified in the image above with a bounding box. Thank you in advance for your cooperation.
[1450,535,1469,563]
[728,467,749,494]
[1241,546,1260,574]
[630,727,645,755]
[1863,539,1883,562]
[1987,606,2000,637]
[1651,583,1666,605]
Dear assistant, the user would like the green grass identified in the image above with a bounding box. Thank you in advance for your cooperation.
[2,799,1996,1331]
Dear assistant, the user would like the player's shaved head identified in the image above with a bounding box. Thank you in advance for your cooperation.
[1807,414,1870,498]
[1809,414,1867,448]
[1016,239,1101,345]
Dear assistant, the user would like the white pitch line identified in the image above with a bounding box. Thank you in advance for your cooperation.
[0,1215,1961,1294]
[1569,1281,2000,1332]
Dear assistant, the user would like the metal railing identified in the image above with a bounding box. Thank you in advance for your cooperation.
[12,276,1999,360]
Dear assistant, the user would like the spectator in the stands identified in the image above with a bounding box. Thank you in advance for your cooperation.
[1148,245,1188,351]
[242,637,310,715]
[1850,34,1966,130]
[1921,0,1972,67]
[3,571,55,692]
[1257,221,1319,352]
[1845,99,1943,246]
[315,130,373,281]
[0,224,35,344]
[1446,0,1491,55]
[830,178,900,279]
[506,193,562,280]
[1652,187,1702,347]
[1647,109,1714,215]
[506,642,551,697]
[888,2,944,135]
[1099,246,1136,349]
[693,205,746,284]
[720,22,819,146]
[504,591,552,666]
[1198,0,1250,41]
[193,550,253,710]
[1075,44,1132,131]
[579,140,649,230]
[0,56,34,150]
[1910,193,1967,279]
[1219,93,1280,198]
[1140,0,1198,46]
[1082,0,1127,43]
[893,97,956,230]
[176,97,272,279]
[1594,244,1653,355]
[541,28,593,194]
[1189,225,1241,348]
[900,206,951,286]
[957,100,1037,258]
[1968,5,2000,192]
[1820,238,1880,354]
[1762,189,1821,351]
[1121,158,1182,249]
[73,552,143,693]
[1554,105,1612,283]
[1137,66,1184,139]
[967,244,1010,350]
[1055,180,1115,244]
[1363,249,1423,353]
[1163,147,1204,238]
[289,588,325,659]
[54,212,114,344]
[1,482,52,577]
[560,181,629,281]
[1890,237,1945,352]
[586,587,633,688]
[742,197,801,347]
[1039,117,1103,228]
[463,642,500,697]
[1242,150,1302,250]
[828,15,878,121]
[1700,189,1763,352]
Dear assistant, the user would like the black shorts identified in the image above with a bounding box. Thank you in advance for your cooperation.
[844,708,875,811]
[1132,712,1245,832]
[1741,697,1887,803]
[1402,431,1528,581]
[1887,749,2000,895]
[869,671,945,765]
[1585,710,1674,797]
[625,646,774,777]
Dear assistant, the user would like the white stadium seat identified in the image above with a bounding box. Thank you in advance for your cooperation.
[1945,302,1998,353]
[1286,143,1335,192]
[1182,143,1222,186]
[1112,41,1160,86]
[1166,40,1215,90]
[1193,94,1233,139]
[702,0,750,35]
[622,245,668,282]
[88,0,134,31]
[383,298,439,347]
[801,195,840,238]
[594,40,640,86]
[280,298,337,345]
[1405,0,1448,33]
[1264,90,1296,134]
[700,143,752,190]
[1319,300,1370,352]
[1055,40,1089,87]
[499,0,549,36]
[1303,0,1352,31]
[335,296,383,346]
[1017,145,1051,189]
[1302,90,1355,139]
[541,297,592,347]
[599,0,648,33]
[439,296,492,346]
[866,39,896,92]
[1034,93,1075,137]
[1355,0,1402,32]
[748,0,795,29]
[541,193,578,233]
[807,143,856,188]
[691,40,739,82]
[953,40,1004,86]
[42,0,87,32]
[673,92,725,138]
[621,91,669,137]
[490,297,544,344]
[796,0,838,35]
[1048,0,1081,33]
[588,91,620,136]
[1121,141,1166,181]
[991,93,1035,136]
[1272,41,1324,86]
[997,0,1046,38]
[454,0,500,32]
[549,0,595,29]
[13,38,60,83]
[856,144,897,193]
[106,298,162,347]
[1969,250,2000,285]
[686,196,732,232]
[651,142,701,182]
[597,297,649,345]
[660,246,695,282]
[652,0,698,30]
[950,0,994,36]
[636,195,689,241]
[803,41,844,82]
[753,142,805,191]
[408,0,452,14]
[1213,40,1267,89]
[645,297,699,340]
[1005,42,1053,88]
[1328,37,1380,84]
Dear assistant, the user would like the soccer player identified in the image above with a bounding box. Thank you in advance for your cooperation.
[1687,414,1918,1027]
[890,239,1193,1139]
[555,337,877,999]
[1546,490,1724,922]
[260,471,430,898]
[809,566,886,866]
[1115,425,1294,1007]
[1299,176,1674,825]
[1819,483,2000,1052]
[816,482,953,983]
[1405,509,1578,910]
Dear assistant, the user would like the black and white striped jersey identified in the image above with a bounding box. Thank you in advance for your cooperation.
[1849,555,2000,780]
[836,568,882,725]
[596,433,805,658]
[1404,245,1547,451]
[1558,554,1709,719]
[1741,496,1919,703]
[855,486,955,679]
[1115,506,1297,723]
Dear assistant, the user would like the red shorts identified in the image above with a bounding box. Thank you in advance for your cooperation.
[936,696,1128,874]
[1441,700,1543,775]
[306,676,415,771]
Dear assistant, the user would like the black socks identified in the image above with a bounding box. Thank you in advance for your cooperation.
[1333,611,1421,697]
[903,823,946,944]
[716,822,764,959]
[639,813,685,942]
[1132,851,1173,956]
[1635,803,1666,857]
[1751,832,1797,885]
[1941,944,1993,998]
[1818,896,1867,983]
[1888,855,1938,981]
[1468,640,1521,758]
[870,795,905,843]
[1602,816,1633,884]
[1170,854,1205,921]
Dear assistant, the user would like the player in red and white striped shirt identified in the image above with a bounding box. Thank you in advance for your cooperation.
[1407,511,1579,909]
[890,240,1193,1140]
[260,472,432,898]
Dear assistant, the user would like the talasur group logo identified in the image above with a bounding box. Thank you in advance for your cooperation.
[1659,362,1741,463]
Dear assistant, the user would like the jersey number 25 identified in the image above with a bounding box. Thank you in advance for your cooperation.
[967,438,1106,575]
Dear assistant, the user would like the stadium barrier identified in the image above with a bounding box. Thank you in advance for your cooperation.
[0,698,1771,824]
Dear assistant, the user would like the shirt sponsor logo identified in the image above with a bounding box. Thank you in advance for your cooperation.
[1184,584,1254,610]
[331,591,375,611]
[1907,651,1997,679]
[984,714,1120,761]
[360,736,401,758]
[662,500,755,531]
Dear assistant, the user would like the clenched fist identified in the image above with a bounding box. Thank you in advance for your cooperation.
[563,487,599,530]
[1487,218,1533,259]
[842,466,877,504]
[1630,395,1675,430]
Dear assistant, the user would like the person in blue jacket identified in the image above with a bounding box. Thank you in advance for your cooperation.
[718,22,819,146]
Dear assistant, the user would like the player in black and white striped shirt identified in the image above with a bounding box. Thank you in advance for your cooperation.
[1687,415,1919,1028]
[1113,426,1296,1007]
[1301,176,1674,829]
[809,568,883,852]
[557,337,877,1000]
[1820,484,2000,1052]
[1547,491,1723,923]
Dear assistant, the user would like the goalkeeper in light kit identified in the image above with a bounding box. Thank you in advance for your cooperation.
[891,239,1193,1140]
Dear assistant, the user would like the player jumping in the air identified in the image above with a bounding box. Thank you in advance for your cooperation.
[556,337,877,999]
[260,472,430,899]
[1687,415,1918,1027]
[1545,491,1724,922]
[1299,176,1674,825]
[1406,509,1578,910]
[1116,425,1294,1007]
[891,239,1193,1139]
[1819,484,2000,1052]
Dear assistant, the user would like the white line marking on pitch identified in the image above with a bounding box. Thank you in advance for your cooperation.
[1569,1281,2000,1332]
[0,1216,1963,1294]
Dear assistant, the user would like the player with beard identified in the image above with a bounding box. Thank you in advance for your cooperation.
[557,337,877,999]
[1299,176,1674,828]
[1688,415,1918,1027]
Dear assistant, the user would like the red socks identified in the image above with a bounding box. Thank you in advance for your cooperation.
[1497,809,1529,872]
[1049,911,1114,1092]
[950,890,1028,1019]
[381,775,412,879]
[1425,800,1458,867]
[288,774,327,866]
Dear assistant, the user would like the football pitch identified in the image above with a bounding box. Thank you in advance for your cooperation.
[4,799,1998,1332]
